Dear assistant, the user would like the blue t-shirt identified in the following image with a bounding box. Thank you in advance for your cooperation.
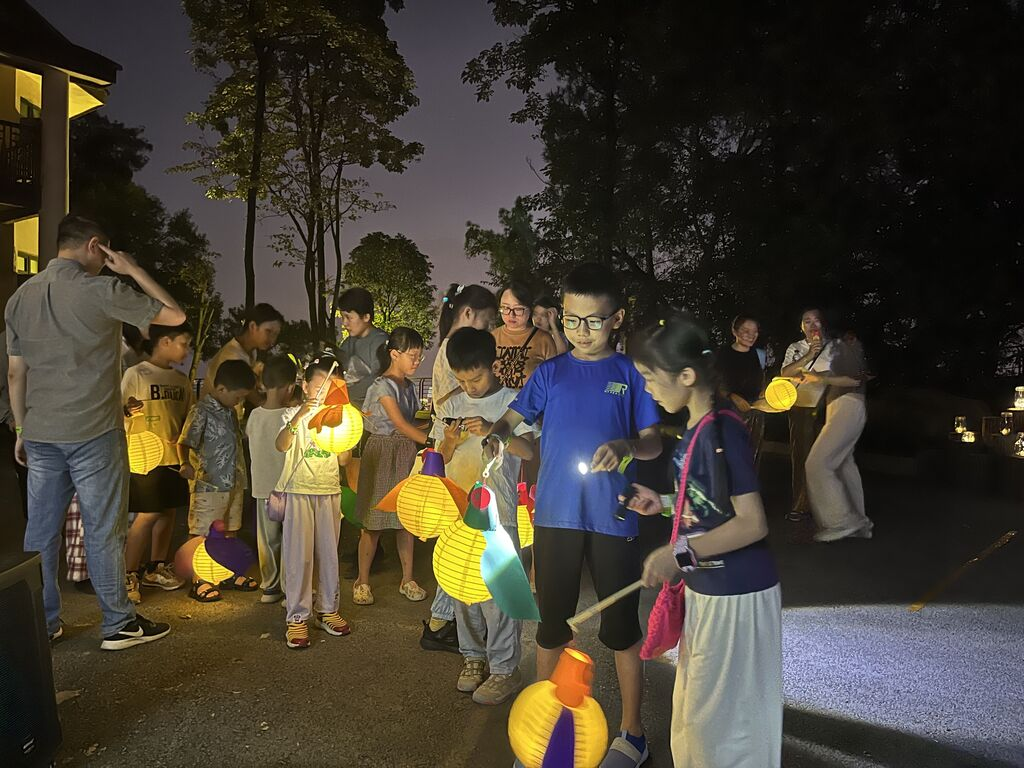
[673,411,778,596]
[511,352,660,537]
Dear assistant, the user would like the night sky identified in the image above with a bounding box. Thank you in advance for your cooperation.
[30,0,542,338]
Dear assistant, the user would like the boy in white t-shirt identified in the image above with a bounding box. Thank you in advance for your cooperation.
[245,354,299,604]
[430,328,536,705]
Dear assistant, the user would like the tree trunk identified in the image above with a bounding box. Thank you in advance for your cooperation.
[243,26,270,312]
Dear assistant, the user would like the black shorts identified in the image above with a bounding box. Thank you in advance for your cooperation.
[534,526,643,651]
[129,466,189,513]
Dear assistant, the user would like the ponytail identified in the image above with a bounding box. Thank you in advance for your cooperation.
[438,283,498,340]
[378,326,425,372]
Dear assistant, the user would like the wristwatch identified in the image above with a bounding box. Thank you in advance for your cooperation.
[672,534,698,572]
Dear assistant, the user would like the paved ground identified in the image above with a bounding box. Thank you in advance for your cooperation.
[46,453,1023,767]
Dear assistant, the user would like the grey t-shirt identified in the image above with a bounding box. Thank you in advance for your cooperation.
[4,258,162,442]
[339,327,389,407]
[179,394,246,492]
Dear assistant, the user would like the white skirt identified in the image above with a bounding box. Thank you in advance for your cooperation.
[671,584,783,768]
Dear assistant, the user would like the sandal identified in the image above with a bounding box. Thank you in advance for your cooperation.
[220,574,259,592]
[399,580,427,602]
[352,583,374,605]
[189,581,222,603]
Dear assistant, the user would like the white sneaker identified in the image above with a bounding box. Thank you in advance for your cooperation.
[141,563,184,591]
[125,572,142,604]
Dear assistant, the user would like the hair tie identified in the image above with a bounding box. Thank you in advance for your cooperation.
[455,284,465,296]
[702,349,713,357]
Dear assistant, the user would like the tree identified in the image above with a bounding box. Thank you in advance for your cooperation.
[464,197,543,288]
[466,1,1024,393]
[343,232,436,345]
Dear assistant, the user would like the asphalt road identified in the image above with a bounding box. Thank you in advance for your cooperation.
[46,453,1023,767]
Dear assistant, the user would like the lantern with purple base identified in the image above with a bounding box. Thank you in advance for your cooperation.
[376,449,468,540]
[175,520,255,583]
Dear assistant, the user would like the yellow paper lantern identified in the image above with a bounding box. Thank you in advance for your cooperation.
[127,429,163,475]
[508,648,608,768]
[376,449,468,540]
[433,515,491,605]
[764,377,798,411]
[311,403,364,454]
[192,540,233,584]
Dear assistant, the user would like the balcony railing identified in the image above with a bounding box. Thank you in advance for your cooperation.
[0,119,41,216]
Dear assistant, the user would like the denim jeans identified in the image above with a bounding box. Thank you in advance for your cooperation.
[24,429,134,636]
[455,599,522,675]
[430,584,455,622]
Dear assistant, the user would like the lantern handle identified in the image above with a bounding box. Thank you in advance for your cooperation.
[566,579,644,635]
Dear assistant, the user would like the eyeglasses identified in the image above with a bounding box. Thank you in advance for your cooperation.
[499,305,529,317]
[400,350,424,364]
[562,313,615,331]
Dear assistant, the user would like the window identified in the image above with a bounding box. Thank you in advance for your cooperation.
[14,250,38,275]
[19,98,41,120]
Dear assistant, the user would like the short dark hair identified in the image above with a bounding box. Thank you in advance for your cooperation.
[377,326,425,372]
[498,281,535,312]
[731,315,759,333]
[338,287,374,318]
[214,359,256,391]
[145,323,193,355]
[446,327,497,372]
[562,262,624,309]
[304,352,340,383]
[57,214,107,251]
[534,294,559,311]
[242,303,284,328]
[263,354,298,389]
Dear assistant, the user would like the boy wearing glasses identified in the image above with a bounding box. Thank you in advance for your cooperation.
[492,281,558,389]
[484,263,661,767]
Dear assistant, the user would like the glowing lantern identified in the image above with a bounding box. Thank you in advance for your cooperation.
[517,482,535,549]
[126,420,163,475]
[764,377,798,411]
[433,482,539,620]
[309,380,364,454]
[376,449,467,540]
[174,520,255,584]
[508,648,608,768]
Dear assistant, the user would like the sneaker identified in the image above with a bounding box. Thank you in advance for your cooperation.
[125,572,142,604]
[141,562,184,591]
[472,668,523,705]
[260,589,285,604]
[316,611,352,636]
[419,619,460,654]
[100,615,170,651]
[352,583,374,605]
[286,620,310,649]
[49,620,65,643]
[457,658,488,692]
[399,580,427,602]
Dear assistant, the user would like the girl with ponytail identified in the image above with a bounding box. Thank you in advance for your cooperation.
[432,284,497,408]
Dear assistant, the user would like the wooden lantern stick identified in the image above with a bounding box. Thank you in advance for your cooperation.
[567,579,645,635]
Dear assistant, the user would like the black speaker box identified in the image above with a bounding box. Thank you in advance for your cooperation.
[0,552,61,766]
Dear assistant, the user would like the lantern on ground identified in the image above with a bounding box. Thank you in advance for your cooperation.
[508,648,608,768]
[764,378,798,411]
[517,482,535,549]
[376,449,467,540]
[126,419,163,475]
[309,380,363,454]
[176,520,255,584]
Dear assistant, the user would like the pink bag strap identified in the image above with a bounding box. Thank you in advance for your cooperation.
[669,409,745,545]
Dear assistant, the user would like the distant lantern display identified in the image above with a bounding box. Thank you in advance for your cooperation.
[376,449,467,540]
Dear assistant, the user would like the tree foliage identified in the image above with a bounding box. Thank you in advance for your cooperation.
[343,232,437,346]
[464,197,543,288]
[465,1,1024,394]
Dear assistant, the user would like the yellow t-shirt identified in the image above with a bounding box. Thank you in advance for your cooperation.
[492,325,558,390]
[200,338,257,420]
[121,361,194,466]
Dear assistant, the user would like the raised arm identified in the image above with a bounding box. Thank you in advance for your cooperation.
[100,244,186,326]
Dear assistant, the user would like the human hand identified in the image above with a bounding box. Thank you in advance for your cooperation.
[124,397,144,418]
[481,434,504,464]
[807,337,823,357]
[461,416,492,437]
[641,544,681,587]
[620,484,662,516]
[798,370,822,384]
[98,243,139,275]
[178,464,195,480]
[443,417,465,443]
[590,439,632,472]
[14,435,27,467]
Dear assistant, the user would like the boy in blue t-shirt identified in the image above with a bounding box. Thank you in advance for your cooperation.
[484,263,661,766]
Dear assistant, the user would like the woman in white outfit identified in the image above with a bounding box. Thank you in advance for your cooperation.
[803,333,874,542]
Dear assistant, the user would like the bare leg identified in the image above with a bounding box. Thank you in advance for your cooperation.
[537,644,565,682]
[151,510,175,564]
[357,529,381,586]
[396,529,415,584]
[615,641,644,736]
[346,458,360,493]
[125,512,159,572]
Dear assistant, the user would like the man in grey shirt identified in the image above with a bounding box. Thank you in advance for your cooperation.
[5,214,185,650]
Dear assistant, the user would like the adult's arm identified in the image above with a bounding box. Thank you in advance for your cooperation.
[7,354,27,466]
[100,244,186,327]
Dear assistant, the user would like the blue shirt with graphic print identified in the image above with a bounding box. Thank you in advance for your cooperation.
[673,411,778,596]
[511,352,659,537]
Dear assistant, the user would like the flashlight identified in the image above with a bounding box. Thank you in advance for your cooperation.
[577,461,589,475]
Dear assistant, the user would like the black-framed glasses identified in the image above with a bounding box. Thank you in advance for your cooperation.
[499,305,529,317]
[562,313,615,331]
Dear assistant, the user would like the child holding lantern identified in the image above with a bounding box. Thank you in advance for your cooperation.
[179,359,256,603]
[353,327,429,606]
[485,263,661,767]
[431,327,536,705]
[623,310,782,768]
[274,354,353,649]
